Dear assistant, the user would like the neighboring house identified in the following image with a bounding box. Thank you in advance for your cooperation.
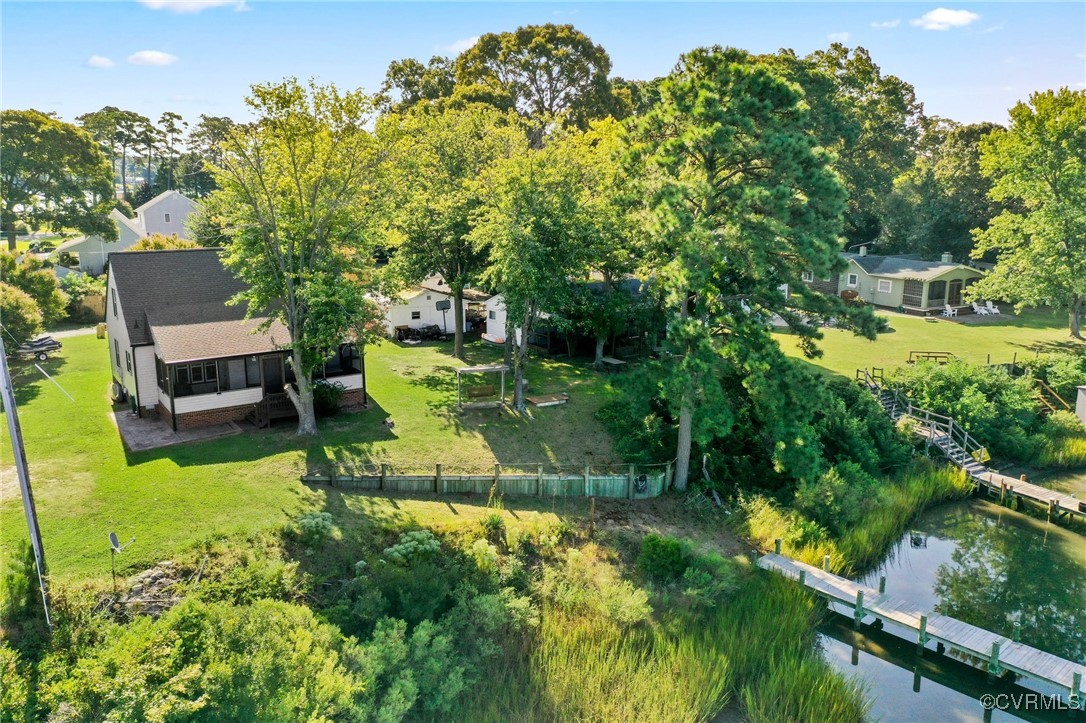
[135,190,199,237]
[482,295,509,345]
[801,247,986,314]
[382,274,491,338]
[55,190,199,275]
[106,248,365,431]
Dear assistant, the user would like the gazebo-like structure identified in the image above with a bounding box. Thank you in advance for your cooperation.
[455,365,509,409]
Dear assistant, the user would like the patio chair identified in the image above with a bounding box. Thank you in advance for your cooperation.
[972,302,990,316]
[986,301,1002,315]
[942,304,957,318]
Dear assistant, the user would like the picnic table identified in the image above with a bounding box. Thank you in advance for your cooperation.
[599,356,627,372]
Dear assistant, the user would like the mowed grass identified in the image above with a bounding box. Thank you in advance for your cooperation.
[775,307,1084,379]
[0,335,622,583]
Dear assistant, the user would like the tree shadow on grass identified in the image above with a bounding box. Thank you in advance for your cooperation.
[5,354,69,407]
[1007,338,1086,355]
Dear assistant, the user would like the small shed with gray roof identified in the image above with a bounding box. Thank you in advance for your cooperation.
[106,248,365,431]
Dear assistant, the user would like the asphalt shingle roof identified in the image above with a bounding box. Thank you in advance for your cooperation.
[842,253,980,281]
[109,248,287,361]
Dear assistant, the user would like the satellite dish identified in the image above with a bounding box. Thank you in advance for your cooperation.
[109,532,121,553]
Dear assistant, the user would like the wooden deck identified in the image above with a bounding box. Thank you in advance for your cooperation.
[758,552,1085,696]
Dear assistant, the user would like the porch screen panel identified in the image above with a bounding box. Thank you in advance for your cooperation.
[902,280,924,307]
[928,280,946,305]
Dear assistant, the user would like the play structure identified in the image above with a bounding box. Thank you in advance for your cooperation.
[455,365,509,409]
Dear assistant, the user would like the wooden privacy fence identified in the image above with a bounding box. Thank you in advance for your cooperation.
[301,462,672,501]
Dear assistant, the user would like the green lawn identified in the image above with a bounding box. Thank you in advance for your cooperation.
[776,307,1084,379]
[0,335,622,583]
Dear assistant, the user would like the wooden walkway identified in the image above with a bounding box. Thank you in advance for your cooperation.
[758,552,1085,696]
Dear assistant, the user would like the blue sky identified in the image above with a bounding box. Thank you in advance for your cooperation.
[2,2,1083,127]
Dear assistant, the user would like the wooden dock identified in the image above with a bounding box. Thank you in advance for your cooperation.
[758,551,1085,697]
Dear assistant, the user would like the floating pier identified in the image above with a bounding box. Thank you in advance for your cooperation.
[758,550,1085,698]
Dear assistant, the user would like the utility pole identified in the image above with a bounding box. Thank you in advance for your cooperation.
[0,337,51,628]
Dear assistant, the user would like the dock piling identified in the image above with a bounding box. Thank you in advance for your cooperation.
[917,614,928,656]
[878,575,886,594]
[853,590,864,630]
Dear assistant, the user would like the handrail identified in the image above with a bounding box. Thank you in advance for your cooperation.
[856,367,986,459]
[1035,378,1072,412]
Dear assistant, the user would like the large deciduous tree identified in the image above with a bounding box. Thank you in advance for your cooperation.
[470,128,600,411]
[380,105,526,359]
[209,79,386,434]
[0,109,116,251]
[0,283,43,346]
[970,89,1086,338]
[629,47,878,491]
[454,24,616,130]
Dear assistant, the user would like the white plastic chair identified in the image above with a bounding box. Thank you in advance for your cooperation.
[986,301,1001,315]
[972,302,990,316]
[942,305,957,317]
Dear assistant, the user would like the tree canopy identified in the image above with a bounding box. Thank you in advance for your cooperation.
[0,110,116,251]
[209,79,386,434]
[0,251,68,326]
[970,88,1086,338]
[628,46,878,489]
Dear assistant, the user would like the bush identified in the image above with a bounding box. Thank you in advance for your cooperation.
[637,534,689,581]
[0,644,30,721]
[0,251,68,327]
[1021,352,1086,403]
[313,379,346,417]
[294,511,335,547]
[793,461,880,537]
[0,283,43,345]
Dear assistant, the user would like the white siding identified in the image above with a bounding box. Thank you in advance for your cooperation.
[384,289,464,336]
[77,211,144,275]
[482,295,508,344]
[137,191,199,238]
[134,346,158,410]
[105,273,138,399]
[173,387,264,414]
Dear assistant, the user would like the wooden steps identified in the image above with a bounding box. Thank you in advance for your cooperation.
[526,392,569,407]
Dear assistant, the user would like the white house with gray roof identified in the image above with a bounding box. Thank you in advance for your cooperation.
[56,190,200,275]
[107,248,365,431]
[802,246,986,314]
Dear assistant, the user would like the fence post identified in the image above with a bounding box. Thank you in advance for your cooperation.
[494,464,501,492]
[537,463,543,496]
[435,463,442,494]
[380,463,387,491]
[665,460,673,490]
[584,465,590,496]
[627,464,635,500]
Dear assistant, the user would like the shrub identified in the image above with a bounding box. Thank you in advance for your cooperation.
[0,540,50,656]
[0,283,43,346]
[0,251,68,326]
[294,511,335,547]
[479,512,506,548]
[0,644,30,721]
[539,548,650,626]
[382,530,441,565]
[1021,352,1086,403]
[637,534,689,581]
[793,461,880,537]
[313,379,345,418]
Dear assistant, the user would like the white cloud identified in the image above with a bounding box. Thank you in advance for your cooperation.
[871,19,900,29]
[978,22,1006,34]
[86,55,115,68]
[443,36,479,54]
[827,32,851,43]
[137,0,248,12]
[127,50,180,66]
[910,8,981,31]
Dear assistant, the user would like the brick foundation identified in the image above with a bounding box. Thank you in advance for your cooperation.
[341,388,366,407]
[156,401,174,429]
[174,402,258,430]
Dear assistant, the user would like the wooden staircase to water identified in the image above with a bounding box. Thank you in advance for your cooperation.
[858,368,1085,522]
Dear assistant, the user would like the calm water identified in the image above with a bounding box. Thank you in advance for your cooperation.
[818,498,1086,722]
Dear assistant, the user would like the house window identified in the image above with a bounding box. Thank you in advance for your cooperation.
[488,310,496,320]
[114,339,121,368]
[426,294,431,300]
[877,279,892,294]
[411,311,421,320]
[125,351,131,372]
[171,361,220,397]
[847,274,858,287]
[928,280,946,305]
[321,344,362,378]
[245,356,261,387]
[164,213,171,223]
[112,288,118,317]
[903,280,924,307]
[802,271,814,283]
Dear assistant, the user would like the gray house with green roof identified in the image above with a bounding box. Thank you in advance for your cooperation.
[802,247,986,314]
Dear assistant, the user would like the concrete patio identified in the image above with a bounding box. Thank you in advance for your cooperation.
[111,407,244,452]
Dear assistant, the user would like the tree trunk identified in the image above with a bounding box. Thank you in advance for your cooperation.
[594,336,606,368]
[504,336,512,367]
[453,288,466,360]
[512,322,530,412]
[120,146,128,198]
[673,292,694,491]
[4,219,16,252]
[285,350,319,435]
[674,401,693,491]
[1071,297,1083,340]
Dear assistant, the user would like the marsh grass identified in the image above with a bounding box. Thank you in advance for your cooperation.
[455,572,867,723]
[743,460,972,575]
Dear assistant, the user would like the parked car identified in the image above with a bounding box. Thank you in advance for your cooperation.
[27,241,56,254]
